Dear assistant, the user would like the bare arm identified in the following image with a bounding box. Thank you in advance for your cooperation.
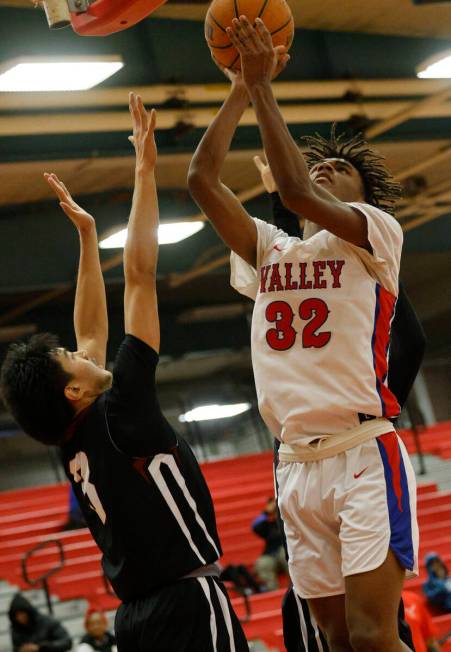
[187,77,258,267]
[45,174,108,367]
[229,17,369,249]
[123,93,160,352]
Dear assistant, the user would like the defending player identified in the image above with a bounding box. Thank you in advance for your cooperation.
[188,18,419,652]
[0,93,248,652]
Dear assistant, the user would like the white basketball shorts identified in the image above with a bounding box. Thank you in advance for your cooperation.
[276,431,419,599]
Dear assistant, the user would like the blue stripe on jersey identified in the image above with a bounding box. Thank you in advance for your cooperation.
[376,435,414,571]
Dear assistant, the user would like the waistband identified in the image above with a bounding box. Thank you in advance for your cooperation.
[278,418,395,463]
[182,562,221,580]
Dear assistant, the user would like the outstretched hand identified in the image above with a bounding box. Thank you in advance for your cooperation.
[44,173,95,232]
[128,92,157,172]
[226,16,290,89]
[253,154,277,193]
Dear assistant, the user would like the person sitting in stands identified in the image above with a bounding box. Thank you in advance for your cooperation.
[402,590,441,652]
[9,593,72,652]
[252,497,288,591]
[76,609,116,652]
[423,552,451,613]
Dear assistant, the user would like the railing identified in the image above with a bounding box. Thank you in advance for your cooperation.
[21,539,65,615]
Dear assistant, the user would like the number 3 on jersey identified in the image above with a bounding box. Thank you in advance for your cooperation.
[265,299,331,350]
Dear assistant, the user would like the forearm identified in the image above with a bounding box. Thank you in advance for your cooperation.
[124,168,159,279]
[249,82,312,199]
[74,224,108,347]
[189,85,249,182]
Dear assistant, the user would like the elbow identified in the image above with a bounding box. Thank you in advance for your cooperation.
[187,160,217,198]
[278,176,317,216]
[279,188,308,216]
[124,265,157,286]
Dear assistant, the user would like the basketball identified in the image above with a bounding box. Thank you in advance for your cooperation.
[205,0,294,71]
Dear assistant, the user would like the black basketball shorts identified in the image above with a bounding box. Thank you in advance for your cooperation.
[115,576,249,651]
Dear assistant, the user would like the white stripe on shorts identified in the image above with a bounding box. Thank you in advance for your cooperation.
[213,581,236,652]
[197,577,217,651]
[294,591,309,650]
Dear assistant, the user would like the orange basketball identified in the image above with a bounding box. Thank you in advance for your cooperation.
[205,0,294,71]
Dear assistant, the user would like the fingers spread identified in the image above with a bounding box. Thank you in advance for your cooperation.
[238,15,261,51]
[255,17,273,48]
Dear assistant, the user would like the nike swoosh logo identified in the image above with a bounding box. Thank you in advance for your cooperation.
[354,467,368,479]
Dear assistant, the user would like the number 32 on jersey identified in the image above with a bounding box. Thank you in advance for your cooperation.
[265,298,331,350]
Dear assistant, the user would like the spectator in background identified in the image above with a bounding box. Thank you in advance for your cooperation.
[252,497,288,591]
[76,610,116,652]
[423,553,451,613]
[403,590,441,652]
[9,593,72,652]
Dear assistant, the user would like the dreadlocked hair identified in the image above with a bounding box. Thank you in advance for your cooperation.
[303,125,402,215]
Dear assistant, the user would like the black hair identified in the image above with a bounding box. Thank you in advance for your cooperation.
[303,125,403,215]
[0,333,73,445]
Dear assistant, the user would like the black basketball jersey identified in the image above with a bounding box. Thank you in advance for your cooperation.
[60,335,222,603]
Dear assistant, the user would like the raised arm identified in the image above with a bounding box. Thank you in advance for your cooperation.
[45,174,108,367]
[228,17,369,249]
[187,74,258,267]
[123,93,160,352]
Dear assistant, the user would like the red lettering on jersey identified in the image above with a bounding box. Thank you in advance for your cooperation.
[284,263,298,290]
[299,262,312,289]
[268,263,284,292]
[327,260,345,288]
[312,260,327,289]
[260,265,271,293]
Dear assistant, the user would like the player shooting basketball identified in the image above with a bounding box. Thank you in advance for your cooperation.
[1,93,248,652]
[188,16,419,652]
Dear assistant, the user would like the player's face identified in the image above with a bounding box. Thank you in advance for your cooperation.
[430,559,447,579]
[55,348,112,395]
[309,158,365,203]
[13,610,29,626]
[86,612,107,638]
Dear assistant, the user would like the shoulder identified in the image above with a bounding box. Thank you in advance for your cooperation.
[117,334,159,362]
[348,202,403,238]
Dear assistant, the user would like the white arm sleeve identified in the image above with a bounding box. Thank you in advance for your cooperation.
[346,202,403,296]
[230,218,289,300]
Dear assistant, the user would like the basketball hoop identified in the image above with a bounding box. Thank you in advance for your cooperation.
[38,0,167,35]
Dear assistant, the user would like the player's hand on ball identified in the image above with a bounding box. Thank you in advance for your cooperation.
[128,92,157,172]
[44,173,95,232]
[254,154,278,193]
[227,16,290,88]
[221,65,246,91]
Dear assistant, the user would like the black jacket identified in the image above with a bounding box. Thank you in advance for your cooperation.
[9,593,72,652]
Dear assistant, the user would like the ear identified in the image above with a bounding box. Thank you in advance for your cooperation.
[64,383,82,402]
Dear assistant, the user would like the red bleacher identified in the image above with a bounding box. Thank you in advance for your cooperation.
[1,426,451,649]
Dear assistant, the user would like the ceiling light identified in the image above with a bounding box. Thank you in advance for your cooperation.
[179,403,252,423]
[0,56,124,92]
[99,221,205,249]
[417,51,451,78]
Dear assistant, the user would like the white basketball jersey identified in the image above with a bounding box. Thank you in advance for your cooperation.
[230,202,403,449]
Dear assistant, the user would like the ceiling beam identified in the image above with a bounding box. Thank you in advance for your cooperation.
[1,79,449,112]
[365,82,451,139]
[3,99,451,137]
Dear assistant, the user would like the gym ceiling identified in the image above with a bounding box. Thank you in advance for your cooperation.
[0,0,450,418]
